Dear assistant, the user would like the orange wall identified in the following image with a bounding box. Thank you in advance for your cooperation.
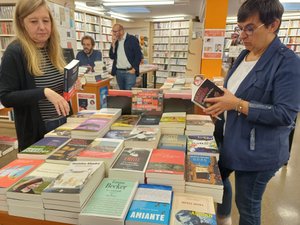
[201,0,229,78]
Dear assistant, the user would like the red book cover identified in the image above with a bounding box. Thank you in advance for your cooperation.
[0,159,44,189]
[146,149,185,175]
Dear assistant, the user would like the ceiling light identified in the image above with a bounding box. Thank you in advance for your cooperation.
[110,15,132,21]
[153,14,188,19]
[103,0,174,6]
[151,17,186,22]
[108,11,130,18]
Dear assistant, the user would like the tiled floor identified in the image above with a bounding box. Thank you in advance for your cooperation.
[230,114,300,225]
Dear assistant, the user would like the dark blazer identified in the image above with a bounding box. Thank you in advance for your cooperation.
[0,41,47,151]
[109,33,142,76]
[215,37,300,171]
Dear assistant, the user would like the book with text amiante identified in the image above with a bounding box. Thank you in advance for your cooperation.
[63,59,80,101]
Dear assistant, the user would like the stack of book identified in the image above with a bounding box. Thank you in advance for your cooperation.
[0,137,17,168]
[79,178,138,225]
[46,139,93,164]
[124,126,161,149]
[158,134,187,152]
[0,159,44,211]
[111,115,141,131]
[146,149,185,192]
[89,108,122,125]
[6,162,68,220]
[44,121,82,138]
[42,161,105,224]
[185,114,215,136]
[103,129,132,140]
[109,147,153,183]
[125,184,173,225]
[170,192,217,225]
[187,135,219,159]
[185,155,223,203]
[137,114,162,126]
[76,138,124,173]
[17,137,70,160]
[159,112,186,135]
[71,118,111,140]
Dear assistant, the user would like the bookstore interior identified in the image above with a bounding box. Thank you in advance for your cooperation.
[0,0,300,225]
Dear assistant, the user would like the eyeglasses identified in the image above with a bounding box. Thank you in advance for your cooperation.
[234,23,265,36]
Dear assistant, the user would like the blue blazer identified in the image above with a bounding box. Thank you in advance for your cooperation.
[109,33,142,76]
[216,37,300,171]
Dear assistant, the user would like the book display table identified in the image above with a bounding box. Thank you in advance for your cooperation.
[0,211,69,225]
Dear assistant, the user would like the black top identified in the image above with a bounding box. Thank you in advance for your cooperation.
[0,41,47,151]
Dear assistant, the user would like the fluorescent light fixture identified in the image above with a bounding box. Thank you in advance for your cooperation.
[103,0,174,6]
[108,11,130,18]
[110,14,132,21]
[153,14,188,19]
[151,17,186,22]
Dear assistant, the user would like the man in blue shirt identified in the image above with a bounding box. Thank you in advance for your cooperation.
[109,24,142,90]
[76,35,102,72]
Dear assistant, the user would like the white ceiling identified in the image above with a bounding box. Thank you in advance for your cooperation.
[76,0,240,20]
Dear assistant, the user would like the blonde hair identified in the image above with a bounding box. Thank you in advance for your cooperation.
[14,0,66,76]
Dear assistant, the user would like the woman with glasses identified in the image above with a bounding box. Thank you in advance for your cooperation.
[203,0,300,224]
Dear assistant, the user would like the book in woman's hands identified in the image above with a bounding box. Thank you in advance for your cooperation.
[192,78,224,108]
[63,59,80,101]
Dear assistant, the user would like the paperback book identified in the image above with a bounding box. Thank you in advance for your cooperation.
[18,137,70,159]
[79,178,138,225]
[191,79,224,114]
[126,184,173,225]
[63,59,80,101]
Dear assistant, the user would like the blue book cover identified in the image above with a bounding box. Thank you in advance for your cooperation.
[126,184,173,225]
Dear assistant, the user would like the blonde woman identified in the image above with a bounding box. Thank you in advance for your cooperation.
[0,0,70,151]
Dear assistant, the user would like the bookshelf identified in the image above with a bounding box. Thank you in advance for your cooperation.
[0,4,15,59]
[151,20,191,84]
[74,10,114,65]
[224,16,300,60]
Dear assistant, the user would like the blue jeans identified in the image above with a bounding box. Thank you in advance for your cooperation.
[44,117,67,133]
[217,165,279,225]
[116,69,136,90]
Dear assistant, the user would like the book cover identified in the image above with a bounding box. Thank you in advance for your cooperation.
[131,88,163,115]
[111,148,152,172]
[170,193,216,225]
[43,161,104,195]
[103,130,132,140]
[111,115,141,130]
[79,178,138,221]
[185,155,222,188]
[0,143,14,158]
[63,59,80,101]
[125,126,161,148]
[146,149,185,177]
[74,118,110,132]
[0,159,44,190]
[126,184,173,225]
[77,138,124,159]
[7,163,67,197]
[46,139,93,162]
[187,135,218,155]
[191,79,224,109]
[137,115,162,126]
[18,137,70,158]
[158,134,187,151]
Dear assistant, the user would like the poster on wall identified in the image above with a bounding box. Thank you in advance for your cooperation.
[48,2,76,49]
[100,86,108,109]
[77,93,97,112]
[202,29,225,59]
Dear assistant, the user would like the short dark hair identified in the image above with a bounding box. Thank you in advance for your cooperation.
[238,0,284,33]
[81,35,95,46]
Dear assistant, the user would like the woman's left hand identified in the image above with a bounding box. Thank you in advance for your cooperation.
[203,88,240,118]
